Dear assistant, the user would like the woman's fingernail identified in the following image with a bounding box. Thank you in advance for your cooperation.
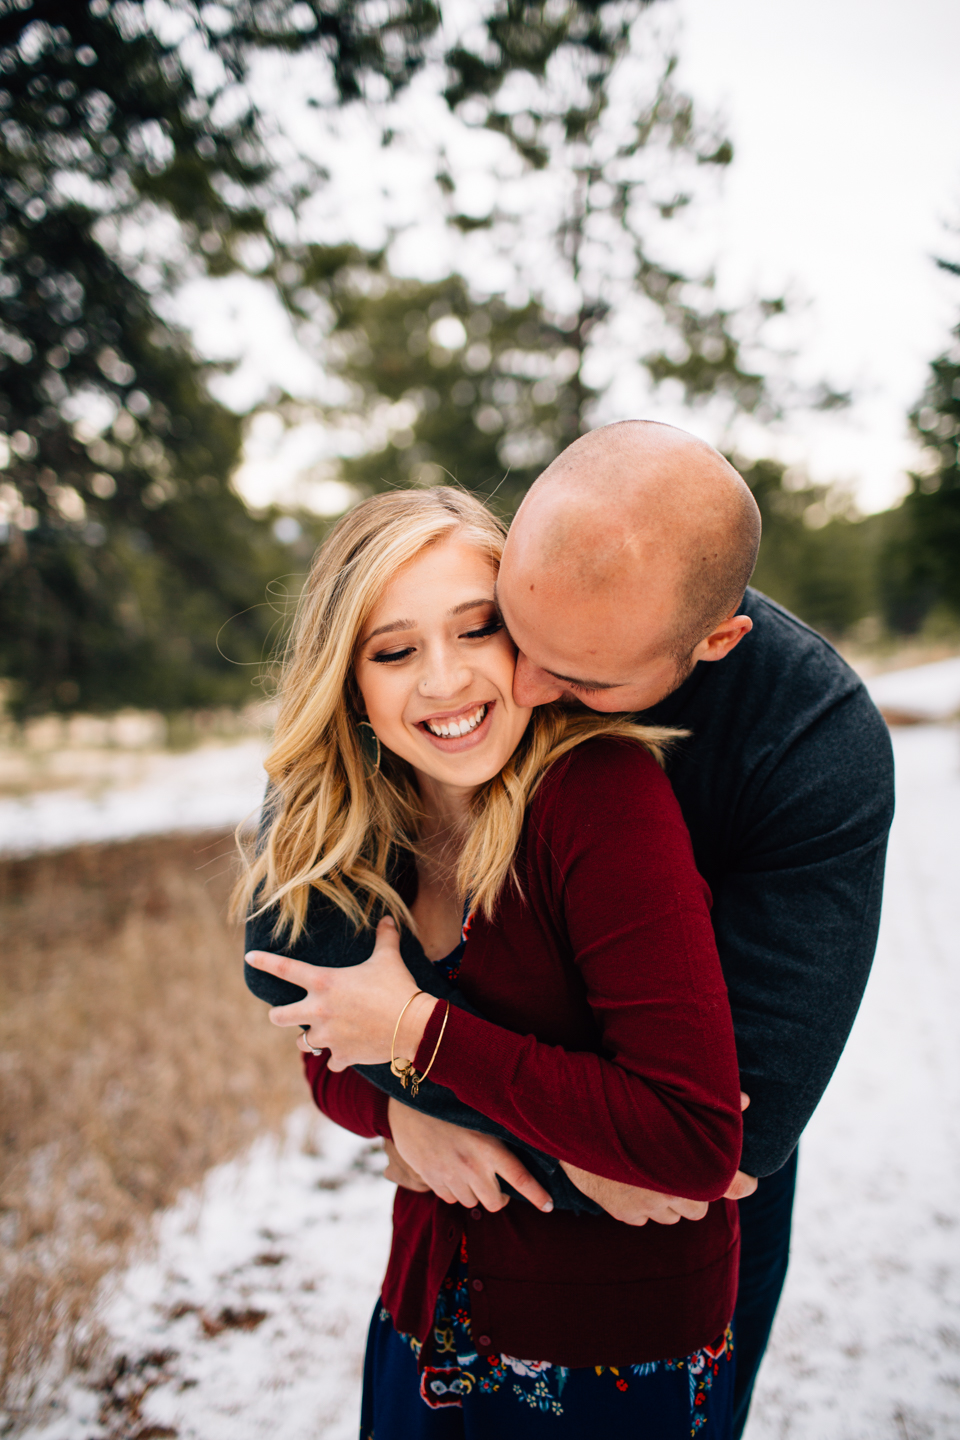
[245,952,260,964]
[541,1201,554,1213]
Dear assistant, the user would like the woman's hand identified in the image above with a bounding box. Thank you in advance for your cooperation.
[246,917,435,1072]
[387,1099,554,1213]
[383,1139,431,1193]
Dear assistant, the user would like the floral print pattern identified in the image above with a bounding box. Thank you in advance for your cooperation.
[381,913,735,1433]
[389,1235,733,1434]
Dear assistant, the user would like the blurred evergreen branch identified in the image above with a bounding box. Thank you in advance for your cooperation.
[0,0,297,716]
[877,248,960,635]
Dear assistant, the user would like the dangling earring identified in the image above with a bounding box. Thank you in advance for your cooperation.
[358,720,381,778]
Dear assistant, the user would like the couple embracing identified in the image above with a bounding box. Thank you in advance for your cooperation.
[242,420,894,1438]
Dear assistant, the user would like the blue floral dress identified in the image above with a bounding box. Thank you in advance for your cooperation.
[359,917,735,1439]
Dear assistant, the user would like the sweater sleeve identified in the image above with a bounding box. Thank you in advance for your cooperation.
[303,1050,393,1141]
[711,684,894,1176]
[415,741,743,1202]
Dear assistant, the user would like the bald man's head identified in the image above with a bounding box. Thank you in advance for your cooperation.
[498,421,761,712]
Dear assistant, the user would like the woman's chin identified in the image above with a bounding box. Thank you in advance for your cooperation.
[409,726,514,789]
[415,744,509,790]
[379,705,533,792]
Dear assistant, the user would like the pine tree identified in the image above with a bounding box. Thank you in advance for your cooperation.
[309,15,794,518]
[0,1,294,715]
[880,258,960,633]
[738,458,882,638]
[310,266,591,515]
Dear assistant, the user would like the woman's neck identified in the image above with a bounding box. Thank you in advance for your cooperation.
[414,769,475,836]
[409,770,475,961]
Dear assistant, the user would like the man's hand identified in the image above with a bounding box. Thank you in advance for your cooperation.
[387,1099,554,1214]
[723,1090,758,1199]
[560,1089,757,1223]
[723,1170,758,1200]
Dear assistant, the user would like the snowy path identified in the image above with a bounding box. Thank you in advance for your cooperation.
[748,724,960,1439]
[21,725,960,1440]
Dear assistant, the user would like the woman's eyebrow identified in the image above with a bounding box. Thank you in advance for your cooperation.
[364,600,490,642]
[449,599,493,617]
[365,618,415,640]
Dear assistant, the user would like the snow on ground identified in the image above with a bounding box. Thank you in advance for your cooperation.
[15,723,960,1439]
[865,655,960,722]
[28,1114,395,1440]
[747,724,960,1440]
[0,740,267,856]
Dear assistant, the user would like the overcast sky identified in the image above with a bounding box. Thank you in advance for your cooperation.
[674,0,960,510]
[193,0,960,517]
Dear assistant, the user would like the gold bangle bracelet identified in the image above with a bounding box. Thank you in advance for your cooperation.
[390,990,425,1085]
[414,1002,450,1092]
[389,995,450,1099]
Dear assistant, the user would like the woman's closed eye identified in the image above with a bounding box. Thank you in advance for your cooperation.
[370,645,416,665]
[463,619,503,641]
[368,619,502,664]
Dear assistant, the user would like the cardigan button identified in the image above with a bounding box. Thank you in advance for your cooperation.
[470,1208,482,1220]
[471,1278,484,1292]
[477,1334,491,1349]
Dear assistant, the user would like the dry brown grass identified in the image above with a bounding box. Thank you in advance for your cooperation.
[0,831,305,1425]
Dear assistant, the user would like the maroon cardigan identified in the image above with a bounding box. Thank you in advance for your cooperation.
[305,738,743,1366]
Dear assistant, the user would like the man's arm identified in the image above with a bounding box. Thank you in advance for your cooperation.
[715,685,895,1177]
[557,1092,756,1224]
[245,881,602,1213]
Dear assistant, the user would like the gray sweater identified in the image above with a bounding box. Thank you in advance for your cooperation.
[638,589,894,1176]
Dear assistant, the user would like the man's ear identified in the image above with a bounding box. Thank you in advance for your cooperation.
[692,613,753,665]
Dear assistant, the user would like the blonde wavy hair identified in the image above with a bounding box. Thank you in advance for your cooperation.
[234,486,679,942]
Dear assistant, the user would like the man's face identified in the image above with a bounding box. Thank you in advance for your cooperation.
[496,551,685,714]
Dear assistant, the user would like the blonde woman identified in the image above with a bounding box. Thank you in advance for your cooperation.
[242,487,743,1438]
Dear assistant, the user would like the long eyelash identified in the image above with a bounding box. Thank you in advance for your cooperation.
[369,619,501,662]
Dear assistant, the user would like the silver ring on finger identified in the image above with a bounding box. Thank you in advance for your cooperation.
[301,1025,325,1057]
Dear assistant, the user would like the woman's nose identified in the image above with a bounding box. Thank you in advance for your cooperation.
[418,646,472,698]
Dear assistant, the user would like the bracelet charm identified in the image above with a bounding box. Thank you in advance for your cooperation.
[390,999,451,1099]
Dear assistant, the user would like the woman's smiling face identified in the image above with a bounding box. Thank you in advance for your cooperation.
[355,533,532,794]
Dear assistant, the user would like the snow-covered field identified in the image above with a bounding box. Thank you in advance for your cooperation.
[11,694,960,1439]
[0,739,268,856]
[28,1116,395,1440]
[865,655,960,723]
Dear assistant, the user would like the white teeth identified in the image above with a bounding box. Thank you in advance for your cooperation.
[425,704,487,739]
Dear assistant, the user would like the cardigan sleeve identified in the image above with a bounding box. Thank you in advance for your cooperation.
[303,1050,393,1142]
[414,740,743,1202]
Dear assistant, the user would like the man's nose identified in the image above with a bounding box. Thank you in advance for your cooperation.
[513,652,564,707]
